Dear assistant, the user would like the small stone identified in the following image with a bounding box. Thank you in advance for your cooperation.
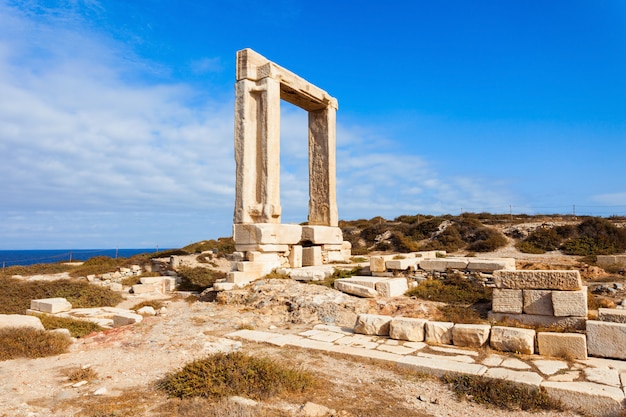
[72,381,88,388]
[93,387,107,396]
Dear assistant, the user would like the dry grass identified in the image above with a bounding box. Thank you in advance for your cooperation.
[0,327,72,361]
[0,277,124,315]
[443,374,563,411]
[131,300,166,311]
[157,351,317,401]
[66,366,98,382]
[39,314,103,338]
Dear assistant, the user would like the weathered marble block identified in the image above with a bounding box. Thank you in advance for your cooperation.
[494,270,582,290]
[492,288,523,314]
[490,326,535,354]
[354,314,391,336]
[586,320,626,360]
[425,321,454,345]
[598,308,626,323]
[552,288,587,317]
[389,317,427,342]
[452,324,491,348]
[523,290,553,315]
[537,332,588,360]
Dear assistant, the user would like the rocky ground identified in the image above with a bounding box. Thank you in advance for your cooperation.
[2,240,622,417]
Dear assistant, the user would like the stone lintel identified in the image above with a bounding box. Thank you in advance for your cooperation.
[493,270,582,290]
[236,48,337,111]
[301,225,343,244]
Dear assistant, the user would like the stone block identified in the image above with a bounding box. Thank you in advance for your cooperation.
[112,312,143,327]
[587,320,626,360]
[289,268,327,281]
[425,321,454,345]
[389,317,427,342]
[492,288,523,314]
[30,298,72,314]
[334,281,378,298]
[235,260,280,275]
[596,255,618,268]
[490,326,535,354]
[340,241,352,260]
[302,246,323,267]
[354,314,392,336]
[0,314,44,330]
[541,381,624,417]
[301,225,343,244]
[369,255,388,273]
[466,258,516,272]
[552,288,588,317]
[235,244,289,253]
[417,259,449,272]
[444,258,470,270]
[338,276,381,289]
[324,250,346,263]
[288,245,303,268]
[233,223,302,245]
[523,289,553,315]
[131,284,156,294]
[493,270,582,290]
[537,332,587,360]
[246,251,281,262]
[163,277,177,292]
[227,271,259,284]
[214,282,238,291]
[375,278,408,297]
[598,308,626,323]
[385,258,420,270]
[139,276,164,285]
[452,324,491,348]
[488,312,586,330]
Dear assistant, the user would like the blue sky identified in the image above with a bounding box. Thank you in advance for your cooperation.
[1,0,625,249]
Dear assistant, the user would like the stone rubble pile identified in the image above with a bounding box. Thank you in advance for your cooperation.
[80,262,178,296]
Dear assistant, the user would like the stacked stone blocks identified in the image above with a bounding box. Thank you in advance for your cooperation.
[489,270,587,329]
[587,308,626,360]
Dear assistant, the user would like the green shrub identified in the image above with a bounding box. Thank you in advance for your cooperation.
[515,241,546,254]
[420,226,465,252]
[177,267,226,292]
[39,315,102,338]
[405,273,492,304]
[312,267,361,288]
[561,218,626,255]
[442,374,562,411]
[517,227,563,253]
[466,227,508,252]
[0,327,72,360]
[157,351,316,400]
[0,278,124,315]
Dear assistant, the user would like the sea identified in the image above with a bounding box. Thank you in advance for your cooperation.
[0,248,167,267]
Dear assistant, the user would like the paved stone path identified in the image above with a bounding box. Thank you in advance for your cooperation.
[227,324,626,417]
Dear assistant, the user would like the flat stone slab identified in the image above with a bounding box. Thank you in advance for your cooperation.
[541,381,624,417]
[493,270,582,290]
[0,314,44,330]
[417,352,476,364]
[298,329,345,343]
[429,345,479,356]
[397,355,487,377]
[112,312,143,327]
[334,281,378,298]
[500,358,531,370]
[533,359,569,376]
[584,367,621,387]
[485,368,542,387]
[376,344,418,355]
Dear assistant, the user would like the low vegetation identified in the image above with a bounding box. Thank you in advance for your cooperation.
[341,213,509,254]
[0,327,72,360]
[0,277,124,315]
[39,314,102,338]
[158,351,316,400]
[66,366,98,382]
[517,217,626,256]
[406,273,492,305]
[442,374,562,412]
[311,266,361,288]
[176,266,226,292]
[182,237,235,256]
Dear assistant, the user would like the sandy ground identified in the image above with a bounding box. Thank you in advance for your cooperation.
[0,278,584,417]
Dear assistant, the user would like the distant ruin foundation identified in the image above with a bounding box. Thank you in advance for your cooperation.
[229,48,350,284]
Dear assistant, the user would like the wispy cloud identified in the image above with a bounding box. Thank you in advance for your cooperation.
[0,1,522,248]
